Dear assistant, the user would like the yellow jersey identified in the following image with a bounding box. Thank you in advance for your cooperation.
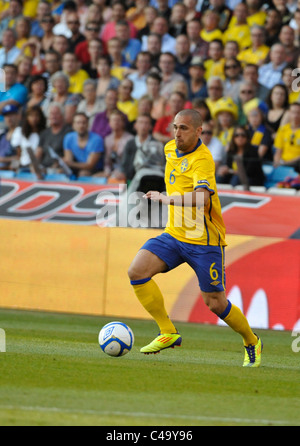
[274,124,300,162]
[164,138,226,246]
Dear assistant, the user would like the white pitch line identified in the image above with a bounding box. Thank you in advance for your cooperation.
[0,405,295,426]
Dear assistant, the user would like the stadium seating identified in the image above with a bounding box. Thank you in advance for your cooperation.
[262,165,298,189]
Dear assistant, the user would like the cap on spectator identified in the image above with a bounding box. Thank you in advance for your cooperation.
[2,104,19,115]
[243,98,268,116]
[190,57,205,69]
[212,97,238,121]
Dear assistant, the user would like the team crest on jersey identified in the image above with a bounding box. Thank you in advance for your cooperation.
[181,158,189,172]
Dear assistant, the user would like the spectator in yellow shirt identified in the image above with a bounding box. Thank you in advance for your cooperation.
[200,10,223,43]
[273,103,300,170]
[223,3,252,50]
[237,25,270,66]
[62,52,89,95]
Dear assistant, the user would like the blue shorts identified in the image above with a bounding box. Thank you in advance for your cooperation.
[141,233,226,293]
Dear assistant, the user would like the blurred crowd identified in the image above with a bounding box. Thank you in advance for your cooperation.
[0,0,300,189]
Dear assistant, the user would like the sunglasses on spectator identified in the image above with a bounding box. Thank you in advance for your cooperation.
[225,65,239,69]
[241,90,254,94]
[42,19,54,23]
[202,131,213,135]
[86,27,99,32]
[234,133,247,138]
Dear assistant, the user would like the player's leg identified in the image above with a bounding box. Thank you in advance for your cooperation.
[201,290,258,347]
[128,248,177,334]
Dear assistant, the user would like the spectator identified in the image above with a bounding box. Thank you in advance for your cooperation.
[216,125,265,187]
[120,113,165,184]
[142,15,176,55]
[115,20,142,66]
[52,34,69,58]
[205,76,224,117]
[278,25,300,65]
[272,0,294,26]
[242,63,270,102]
[158,52,185,99]
[26,74,48,109]
[266,84,290,138]
[209,0,232,31]
[264,8,283,47]
[223,3,252,50]
[192,98,212,123]
[282,65,300,104]
[107,37,131,81]
[81,38,103,79]
[246,105,273,162]
[187,56,207,101]
[137,6,159,40]
[210,40,239,80]
[156,0,172,20]
[44,71,79,125]
[212,97,238,150]
[0,29,21,68]
[103,109,134,181]
[15,17,31,54]
[204,39,224,81]
[91,88,122,139]
[128,52,152,100]
[183,0,202,22]
[153,90,186,144]
[40,14,56,53]
[146,33,162,68]
[237,25,270,66]
[174,34,193,81]
[200,10,223,43]
[200,120,225,172]
[258,44,288,90]
[65,12,86,53]
[169,2,187,37]
[0,64,28,127]
[126,0,149,31]
[117,78,138,123]
[145,72,167,121]
[186,18,209,59]
[36,102,72,173]
[62,52,89,95]
[63,112,104,177]
[101,0,137,46]
[96,55,120,104]
[236,81,258,125]
[75,22,101,66]
[30,0,51,39]
[273,102,300,171]
[245,0,267,27]
[77,79,104,129]
[0,104,20,171]
[0,0,23,41]
[16,54,33,89]
[11,105,46,172]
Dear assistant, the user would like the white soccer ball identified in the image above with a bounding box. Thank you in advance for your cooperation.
[98,321,134,357]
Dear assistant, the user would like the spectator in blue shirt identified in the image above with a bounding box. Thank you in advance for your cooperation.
[63,112,104,177]
[0,64,28,126]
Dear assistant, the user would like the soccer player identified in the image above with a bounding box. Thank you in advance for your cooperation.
[128,109,263,367]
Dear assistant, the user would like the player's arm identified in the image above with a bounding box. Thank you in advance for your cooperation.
[143,188,211,207]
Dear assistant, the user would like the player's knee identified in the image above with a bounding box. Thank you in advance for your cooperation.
[128,263,143,282]
[203,292,227,315]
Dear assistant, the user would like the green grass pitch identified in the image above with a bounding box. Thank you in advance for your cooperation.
[0,308,299,426]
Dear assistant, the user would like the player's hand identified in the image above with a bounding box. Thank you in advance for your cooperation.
[143,191,169,204]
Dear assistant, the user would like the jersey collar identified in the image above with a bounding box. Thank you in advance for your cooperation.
[175,138,202,158]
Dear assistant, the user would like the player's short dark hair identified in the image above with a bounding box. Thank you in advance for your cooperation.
[176,109,203,128]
